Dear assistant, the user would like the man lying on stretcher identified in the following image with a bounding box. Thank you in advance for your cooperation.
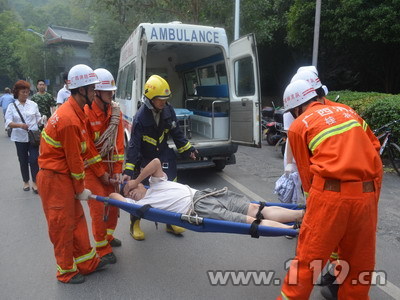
[111,158,304,229]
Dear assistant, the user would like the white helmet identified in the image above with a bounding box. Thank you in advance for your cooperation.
[297,65,318,76]
[68,64,100,89]
[94,68,117,91]
[283,80,317,112]
[291,70,322,89]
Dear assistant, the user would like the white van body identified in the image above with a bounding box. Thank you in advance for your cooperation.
[116,22,261,170]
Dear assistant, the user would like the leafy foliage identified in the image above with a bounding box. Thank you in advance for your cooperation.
[326,91,400,137]
[1,0,400,96]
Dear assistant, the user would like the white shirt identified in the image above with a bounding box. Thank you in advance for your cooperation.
[5,99,41,142]
[56,85,71,105]
[127,174,198,214]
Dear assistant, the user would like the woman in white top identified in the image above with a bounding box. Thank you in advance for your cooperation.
[5,80,45,193]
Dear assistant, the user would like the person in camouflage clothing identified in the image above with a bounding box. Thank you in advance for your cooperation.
[31,80,56,118]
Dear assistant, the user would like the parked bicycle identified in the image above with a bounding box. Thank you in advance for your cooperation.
[373,119,400,176]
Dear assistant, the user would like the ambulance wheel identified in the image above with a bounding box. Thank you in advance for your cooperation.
[214,160,226,171]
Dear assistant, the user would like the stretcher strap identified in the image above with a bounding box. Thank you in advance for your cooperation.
[135,204,152,218]
[256,202,265,221]
[250,219,261,239]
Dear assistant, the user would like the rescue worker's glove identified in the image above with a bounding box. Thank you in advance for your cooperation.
[76,188,92,201]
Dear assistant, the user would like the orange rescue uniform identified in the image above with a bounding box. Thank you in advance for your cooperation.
[279,102,382,300]
[84,99,124,257]
[37,96,104,282]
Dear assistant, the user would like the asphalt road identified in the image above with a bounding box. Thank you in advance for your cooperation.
[0,122,399,299]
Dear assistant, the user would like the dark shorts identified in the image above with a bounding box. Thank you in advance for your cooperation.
[193,188,250,223]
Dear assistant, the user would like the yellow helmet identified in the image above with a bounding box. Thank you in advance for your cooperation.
[144,75,171,100]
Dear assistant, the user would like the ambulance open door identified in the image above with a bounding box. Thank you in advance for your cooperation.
[137,26,148,108]
[229,33,261,148]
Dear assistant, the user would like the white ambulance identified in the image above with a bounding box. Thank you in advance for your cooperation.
[116,21,261,170]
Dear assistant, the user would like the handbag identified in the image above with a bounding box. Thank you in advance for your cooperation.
[13,103,41,147]
[27,129,41,147]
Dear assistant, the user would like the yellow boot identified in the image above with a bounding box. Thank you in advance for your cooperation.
[166,224,186,235]
[130,217,145,241]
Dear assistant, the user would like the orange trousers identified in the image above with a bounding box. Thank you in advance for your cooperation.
[279,175,380,300]
[85,169,119,258]
[37,169,100,282]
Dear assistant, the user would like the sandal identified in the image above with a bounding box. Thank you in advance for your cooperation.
[23,185,30,191]
[32,187,38,194]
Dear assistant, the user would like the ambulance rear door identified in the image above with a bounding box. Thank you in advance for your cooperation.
[229,33,261,148]
[135,26,148,111]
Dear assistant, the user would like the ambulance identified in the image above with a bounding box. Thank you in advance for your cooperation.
[116,21,261,170]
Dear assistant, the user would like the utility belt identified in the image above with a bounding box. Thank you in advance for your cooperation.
[312,175,375,195]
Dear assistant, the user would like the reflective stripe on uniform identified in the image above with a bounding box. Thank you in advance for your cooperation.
[125,163,135,171]
[71,171,85,180]
[95,239,108,248]
[143,135,157,146]
[81,141,87,153]
[113,154,124,162]
[94,131,100,142]
[280,291,290,300]
[159,129,170,144]
[57,263,77,275]
[308,120,361,153]
[177,141,192,153]
[86,155,102,166]
[75,247,96,264]
[159,131,165,144]
[41,129,62,148]
[330,252,339,260]
[107,228,114,235]
[362,120,368,131]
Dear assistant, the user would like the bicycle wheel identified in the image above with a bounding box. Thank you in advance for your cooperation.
[388,142,400,176]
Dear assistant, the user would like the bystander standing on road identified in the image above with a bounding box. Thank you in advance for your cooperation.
[56,72,71,107]
[31,80,56,121]
[0,87,14,136]
[4,80,45,193]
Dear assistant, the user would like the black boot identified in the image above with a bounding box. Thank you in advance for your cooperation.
[320,283,338,300]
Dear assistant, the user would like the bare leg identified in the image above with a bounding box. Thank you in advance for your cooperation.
[245,215,293,229]
[110,192,127,202]
[247,203,304,223]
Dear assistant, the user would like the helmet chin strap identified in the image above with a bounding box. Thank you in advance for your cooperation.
[95,91,109,114]
[78,86,92,108]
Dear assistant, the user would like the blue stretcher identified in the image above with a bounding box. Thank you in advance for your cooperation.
[92,195,303,238]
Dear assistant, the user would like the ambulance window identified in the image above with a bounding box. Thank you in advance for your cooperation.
[116,68,127,99]
[216,63,227,85]
[198,66,217,86]
[234,56,254,96]
[117,62,135,100]
[184,71,198,96]
[125,62,135,100]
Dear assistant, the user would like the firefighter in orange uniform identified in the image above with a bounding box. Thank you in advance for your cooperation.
[278,80,382,300]
[288,70,382,299]
[37,64,110,284]
[84,68,124,264]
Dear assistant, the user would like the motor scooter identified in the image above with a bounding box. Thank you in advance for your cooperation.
[263,106,285,146]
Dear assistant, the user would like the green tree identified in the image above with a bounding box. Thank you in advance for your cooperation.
[0,11,24,83]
